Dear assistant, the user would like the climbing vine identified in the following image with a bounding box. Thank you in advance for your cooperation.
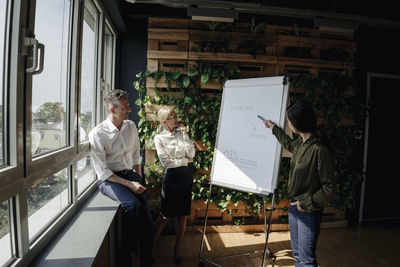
[133,55,365,222]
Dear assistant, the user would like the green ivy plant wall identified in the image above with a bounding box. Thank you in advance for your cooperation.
[133,62,365,223]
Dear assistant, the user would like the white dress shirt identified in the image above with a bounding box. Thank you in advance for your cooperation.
[89,118,142,181]
[154,128,195,169]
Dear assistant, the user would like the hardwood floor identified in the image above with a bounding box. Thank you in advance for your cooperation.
[150,224,400,267]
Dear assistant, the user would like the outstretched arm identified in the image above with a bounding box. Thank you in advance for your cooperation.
[263,120,297,153]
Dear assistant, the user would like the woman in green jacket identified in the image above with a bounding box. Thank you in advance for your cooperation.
[264,102,336,267]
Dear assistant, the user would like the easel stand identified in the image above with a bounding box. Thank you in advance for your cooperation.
[198,184,277,267]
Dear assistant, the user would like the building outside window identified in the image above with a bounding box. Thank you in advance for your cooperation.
[27,168,69,241]
[76,155,96,196]
[80,1,99,141]
[31,0,71,156]
[0,200,13,266]
[0,0,116,264]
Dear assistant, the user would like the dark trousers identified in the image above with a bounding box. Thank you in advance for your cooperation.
[98,170,153,267]
[289,205,322,267]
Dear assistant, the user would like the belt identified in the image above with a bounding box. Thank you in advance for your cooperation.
[114,169,133,175]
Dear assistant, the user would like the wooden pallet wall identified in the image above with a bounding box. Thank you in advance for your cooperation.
[145,17,354,227]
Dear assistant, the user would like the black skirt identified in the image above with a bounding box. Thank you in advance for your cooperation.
[161,163,194,217]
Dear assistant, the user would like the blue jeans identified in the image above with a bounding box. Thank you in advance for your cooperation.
[98,170,153,267]
[289,204,322,267]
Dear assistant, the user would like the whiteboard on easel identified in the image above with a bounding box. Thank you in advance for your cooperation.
[210,76,289,195]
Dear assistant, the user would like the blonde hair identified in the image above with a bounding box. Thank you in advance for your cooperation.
[157,106,175,132]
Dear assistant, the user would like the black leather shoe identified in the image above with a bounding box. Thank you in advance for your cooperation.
[173,257,182,265]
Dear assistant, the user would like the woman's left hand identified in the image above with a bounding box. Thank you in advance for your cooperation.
[291,200,305,212]
[179,124,187,135]
[296,201,305,212]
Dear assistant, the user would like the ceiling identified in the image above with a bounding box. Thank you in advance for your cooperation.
[107,0,400,32]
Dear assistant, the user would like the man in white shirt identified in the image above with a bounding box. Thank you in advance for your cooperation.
[89,89,153,267]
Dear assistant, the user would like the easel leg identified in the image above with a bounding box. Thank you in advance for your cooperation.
[199,185,276,267]
[199,184,213,264]
[261,192,277,267]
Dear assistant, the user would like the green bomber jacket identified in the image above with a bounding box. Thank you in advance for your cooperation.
[272,126,336,211]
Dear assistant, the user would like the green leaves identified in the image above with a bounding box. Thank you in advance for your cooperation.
[250,17,267,34]
[184,96,192,104]
[183,76,190,88]
[289,73,366,212]
[134,60,363,220]
[201,73,210,84]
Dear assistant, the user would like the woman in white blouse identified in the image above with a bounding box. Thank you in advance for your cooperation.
[153,107,195,264]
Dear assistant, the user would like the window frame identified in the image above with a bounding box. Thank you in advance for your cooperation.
[25,0,75,182]
[0,0,117,264]
[77,0,100,151]
[101,18,117,119]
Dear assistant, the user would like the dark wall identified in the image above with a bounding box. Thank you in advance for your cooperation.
[356,27,400,75]
[350,26,400,225]
[115,19,147,125]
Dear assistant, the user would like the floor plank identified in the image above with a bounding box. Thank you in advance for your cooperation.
[150,225,400,267]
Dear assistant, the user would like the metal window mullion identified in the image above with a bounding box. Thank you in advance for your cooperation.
[95,9,103,126]
[103,18,116,93]
[70,0,82,204]
[11,0,33,260]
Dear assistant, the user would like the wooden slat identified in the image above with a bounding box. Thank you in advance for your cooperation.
[147,87,183,98]
[148,17,190,29]
[148,28,189,40]
[189,52,278,64]
[278,35,357,51]
[147,59,158,72]
[148,50,188,60]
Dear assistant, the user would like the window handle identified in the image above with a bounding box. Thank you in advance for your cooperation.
[32,43,45,75]
[24,36,45,74]
[25,36,38,73]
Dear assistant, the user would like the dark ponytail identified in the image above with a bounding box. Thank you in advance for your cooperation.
[314,125,332,151]
[287,101,332,149]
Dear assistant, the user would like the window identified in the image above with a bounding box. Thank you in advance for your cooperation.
[102,23,115,119]
[76,155,96,196]
[0,200,13,265]
[28,168,69,241]
[0,0,117,264]
[80,1,99,141]
[0,0,9,166]
[31,0,71,156]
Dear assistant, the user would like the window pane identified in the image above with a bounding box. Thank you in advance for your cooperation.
[80,4,98,140]
[76,155,96,195]
[31,0,71,156]
[102,25,114,119]
[0,200,13,265]
[28,168,69,241]
[104,25,113,89]
[0,0,9,165]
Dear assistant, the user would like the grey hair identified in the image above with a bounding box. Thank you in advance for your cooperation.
[103,89,128,109]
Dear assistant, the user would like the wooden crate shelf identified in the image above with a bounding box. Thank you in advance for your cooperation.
[147,59,188,73]
[188,200,291,225]
[144,17,355,227]
[187,199,346,227]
